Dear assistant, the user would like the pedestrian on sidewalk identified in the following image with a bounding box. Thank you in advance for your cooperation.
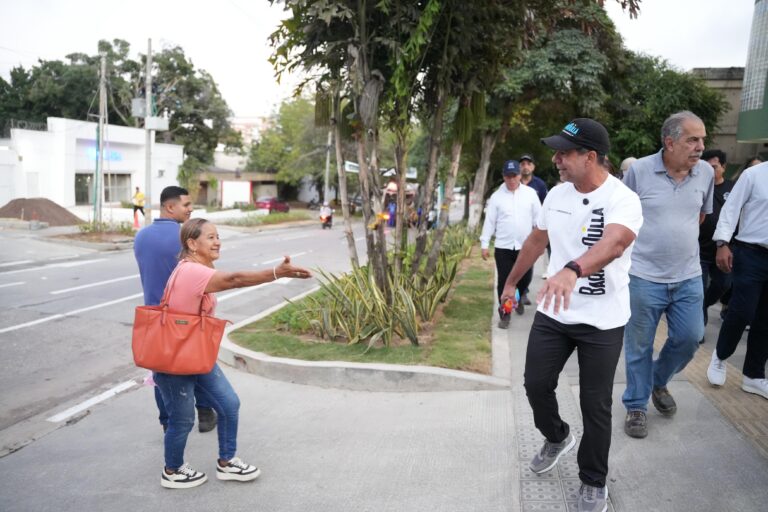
[156,218,312,489]
[698,149,734,342]
[707,161,768,399]
[621,111,714,439]
[134,186,218,434]
[480,159,541,328]
[501,118,642,512]
[519,154,548,204]
[132,186,145,217]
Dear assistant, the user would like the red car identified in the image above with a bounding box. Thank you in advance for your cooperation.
[254,196,290,213]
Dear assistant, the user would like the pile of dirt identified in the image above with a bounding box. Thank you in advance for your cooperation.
[0,198,84,226]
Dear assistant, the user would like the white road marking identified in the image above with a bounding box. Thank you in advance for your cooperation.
[46,380,138,423]
[0,281,24,289]
[0,293,143,334]
[255,251,310,267]
[278,233,311,241]
[50,274,139,295]
[217,278,287,302]
[0,260,33,268]
[0,258,108,276]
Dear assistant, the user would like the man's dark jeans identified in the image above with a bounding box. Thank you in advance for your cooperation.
[494,248,533,302]
[524,312,624,488]
[715,244,768,379]
[700,259,732,324]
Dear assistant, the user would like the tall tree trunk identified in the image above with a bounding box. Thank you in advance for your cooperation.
[411,89,445,273]
[425,139,462,275]
[334,112,359,267]
[467,122,509,230]
[393,130,408,277]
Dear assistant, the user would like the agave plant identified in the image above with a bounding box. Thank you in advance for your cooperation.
[294,224,477,349]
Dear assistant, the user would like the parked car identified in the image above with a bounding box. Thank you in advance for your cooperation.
[254,196,290,213]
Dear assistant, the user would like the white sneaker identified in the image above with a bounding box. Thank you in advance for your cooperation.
[707,350,726,386]
[742,377,768,400]
[216,456,261,482]
[161,463,207,489]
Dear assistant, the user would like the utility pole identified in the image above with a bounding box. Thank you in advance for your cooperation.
[144,38,153,225]
[94,52,107,224]
[323,129,332,203]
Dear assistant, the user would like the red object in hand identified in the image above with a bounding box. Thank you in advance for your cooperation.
[500,298,514,315]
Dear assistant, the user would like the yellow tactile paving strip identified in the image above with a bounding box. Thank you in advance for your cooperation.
[655,321,768,459]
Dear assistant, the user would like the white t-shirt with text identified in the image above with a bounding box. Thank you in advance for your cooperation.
[537,175,643,330]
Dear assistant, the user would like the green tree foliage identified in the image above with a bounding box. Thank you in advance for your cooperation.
[607,53,729,159]
[246,96,328,188]
[0,39,233,166]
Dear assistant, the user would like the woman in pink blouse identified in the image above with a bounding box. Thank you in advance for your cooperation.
[156,218,312,489]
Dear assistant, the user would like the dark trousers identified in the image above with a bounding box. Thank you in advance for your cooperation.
[700,259,732,324]
[524,312,624,487]
[715,244,768,379]
[133,205,145,216]
[494,247,533,302]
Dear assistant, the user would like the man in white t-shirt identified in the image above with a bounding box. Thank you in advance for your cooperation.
[480,159,542,328]
[500,118,643,512]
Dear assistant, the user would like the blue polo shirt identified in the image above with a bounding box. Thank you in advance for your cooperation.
[623,150,713,283]
[134,218,182,305]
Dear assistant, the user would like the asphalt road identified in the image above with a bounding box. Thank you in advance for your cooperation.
[0,222,367,454]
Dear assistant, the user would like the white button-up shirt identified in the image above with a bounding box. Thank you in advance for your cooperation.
[480,183,541,250]
[714,162,768,247]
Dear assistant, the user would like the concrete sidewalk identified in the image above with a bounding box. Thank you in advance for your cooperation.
[0,260,766,511]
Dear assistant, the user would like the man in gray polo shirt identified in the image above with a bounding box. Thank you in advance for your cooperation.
[621,111,714,439]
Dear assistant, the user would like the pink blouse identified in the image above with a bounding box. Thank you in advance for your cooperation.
[166,260,218,316]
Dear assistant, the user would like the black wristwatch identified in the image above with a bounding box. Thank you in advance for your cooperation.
[715,240,729,248]
[564,260,582,278]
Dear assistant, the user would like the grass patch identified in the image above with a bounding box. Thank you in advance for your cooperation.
[229,246,495,374]
[220,211,311,227]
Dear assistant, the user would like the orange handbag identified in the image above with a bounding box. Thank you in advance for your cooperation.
[132,266,230,375]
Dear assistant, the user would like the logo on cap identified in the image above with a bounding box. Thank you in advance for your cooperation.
[563,122,580,136]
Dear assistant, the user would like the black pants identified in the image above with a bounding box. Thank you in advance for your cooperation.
[715,244,768,378]
[524,312,624,487]
[133,205,145,216]
[494,247,532,302]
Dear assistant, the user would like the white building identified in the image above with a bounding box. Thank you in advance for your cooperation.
[0,117,183,208]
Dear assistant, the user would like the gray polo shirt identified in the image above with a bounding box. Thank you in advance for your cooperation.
[623,150,714,283]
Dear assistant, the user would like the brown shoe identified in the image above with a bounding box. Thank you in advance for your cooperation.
[651,387,677,416]
[624,410,647,438]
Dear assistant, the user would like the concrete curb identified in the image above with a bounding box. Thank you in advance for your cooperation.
[42,235,133,252]
[218,287,511,393]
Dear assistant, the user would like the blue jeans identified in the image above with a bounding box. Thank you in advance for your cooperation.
[154,364,241,470]
[154,384,214,427]
[622,275,704,412]
[715,244,768,379]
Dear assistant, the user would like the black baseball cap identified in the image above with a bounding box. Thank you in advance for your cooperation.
[541,118,610,155]
[519,154,535,163]
[502,160,521,175]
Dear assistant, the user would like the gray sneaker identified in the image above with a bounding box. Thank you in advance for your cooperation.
[578,483,608,512]
[529,433,575,473]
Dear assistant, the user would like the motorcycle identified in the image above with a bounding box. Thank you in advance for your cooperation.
[320,210,333,229]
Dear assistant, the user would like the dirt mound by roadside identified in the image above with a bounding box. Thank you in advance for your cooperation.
[0,198,84,226]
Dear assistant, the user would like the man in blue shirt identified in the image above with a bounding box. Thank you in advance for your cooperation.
[519,154,549,204]
[621,111,714,439]
[134,186,217,433]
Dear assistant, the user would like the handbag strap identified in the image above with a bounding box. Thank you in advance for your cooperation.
[159,260,211,317]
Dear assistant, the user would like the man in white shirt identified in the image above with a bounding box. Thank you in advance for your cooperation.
[708,161,768,399]
[501,118,643,512]
[480,159,541,327]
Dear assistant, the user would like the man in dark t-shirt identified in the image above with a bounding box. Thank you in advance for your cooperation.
[699,149,734,340]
